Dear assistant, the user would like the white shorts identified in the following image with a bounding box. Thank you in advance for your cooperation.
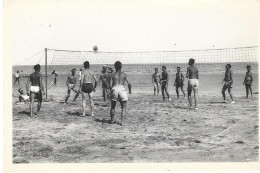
[111,85,128,102]
[188,79,199,90]
[22,95,30,101]
[30,86,40,93]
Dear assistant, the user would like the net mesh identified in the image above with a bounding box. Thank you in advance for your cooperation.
[48,46,258,73]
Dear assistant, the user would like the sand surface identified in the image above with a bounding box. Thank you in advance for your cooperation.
[12,73,259,163]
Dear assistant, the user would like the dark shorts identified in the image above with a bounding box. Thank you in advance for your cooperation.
[245,83,252,87]
[82,83,94,93]
[161,82,168,89]
[30,90,42,102]
[176,81,184,88]
[222,81,233,90]
[102,82,110,89]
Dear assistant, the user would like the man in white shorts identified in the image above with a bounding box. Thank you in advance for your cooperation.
[26,64,45,116]
[186,59,199,110]
[110,61,131,126]
[16,88,30,104]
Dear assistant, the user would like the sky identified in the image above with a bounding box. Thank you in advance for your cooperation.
[3,0,259,65]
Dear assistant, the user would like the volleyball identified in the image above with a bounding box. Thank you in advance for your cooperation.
[93,46,98,52]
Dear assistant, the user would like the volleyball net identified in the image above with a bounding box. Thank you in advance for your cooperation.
[47,46,258,73]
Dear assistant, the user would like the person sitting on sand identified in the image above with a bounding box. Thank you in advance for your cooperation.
[222,64,234,104]
[110,61,132,126]
[15,88,30,104]
[13,71,21,86]
[99,65,111,102]
[26,64,45,116]
[152,68,161,96]
[78,61,98,117]
[160,66,171,101]
[174,67,185,99]
[243,65,253,99]
[64,69,80,103]
[186,59,199,110]
[51,70,58,88]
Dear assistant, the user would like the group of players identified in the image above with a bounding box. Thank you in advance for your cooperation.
[16,58,254,125]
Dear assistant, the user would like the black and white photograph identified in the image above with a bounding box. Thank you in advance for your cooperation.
[3,0,260,171]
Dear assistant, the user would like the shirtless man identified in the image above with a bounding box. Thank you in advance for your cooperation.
[186,59,199,110]
[174,67,185,98]
[13,71,21,85]
[26,64,45,116]
[16,88,30,104]
[243,65,253,99]
[152,68,161,96]
[78,61,97,117]
[110,61,131,126]
[64,69,80,103]
[51,70,58,88]
[160,66,171,101]
[222,64,234,104]
[99,65,111,102]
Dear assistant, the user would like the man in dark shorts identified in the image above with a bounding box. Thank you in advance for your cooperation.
[174,67,185,98]
[78,61,97,117]
[186,59,199,110]
[99,65,111,102]
[26,64,45,116]
[160,66,171,101]
[109,61,131,126]
[152,68,161,96]
[64,69,80,103]
[13,71,21,85]
[243,65,253,99]
[222,64,234,104]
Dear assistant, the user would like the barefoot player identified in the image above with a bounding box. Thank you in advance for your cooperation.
[99,65,111,102]
[13,71,21,85]
[78,61,97,117]
[26,64,45,116]
[51,70,57,88]
[174,67,185,98]
[64,69,80,103]
[152,68,160,96]
[243,65,253,99]
[222,64,234,104]
[186,59,199,110]
[110,61,131,126]
[160,66,171,101]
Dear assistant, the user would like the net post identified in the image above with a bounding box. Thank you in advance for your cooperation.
[45,48,48,100]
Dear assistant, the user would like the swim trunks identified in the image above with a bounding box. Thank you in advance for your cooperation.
[30,86,40,93]
[82,83,94,93]
[188,79,199,91]
[111,85,128,102]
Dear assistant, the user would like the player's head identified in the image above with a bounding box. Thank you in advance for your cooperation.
[18,88,24,94]
[246,65,251,71]
[188,59,195,65]
[162,66,166,71]
[34,64,41,72]
[154,68,158,72]
[71,68,76,75]
[17,71,19,73]
[52,70,55,74]
[114,61,122,70]
[102,65,107,72]
[226,64,231,70]
[84,61,90,69]
[177,67,181,72]
[80,69,82,71]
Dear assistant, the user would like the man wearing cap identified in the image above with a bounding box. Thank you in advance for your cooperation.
[243,65,253,99]
[99,65,111,102]
[16,88,30,104]
[64,69,80,103]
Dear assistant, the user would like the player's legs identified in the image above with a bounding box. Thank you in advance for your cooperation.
[157,83,160,95]
[245,85,249,98]
[228,87,234,102]
[64,88,71,103]
[88,92,95,116]
[249,85,253,98]
[153,82,156,95]
[81,92,87,116]
[13,78,18,85]
[176,86,179,98]
[161,84,165,100]
[222,85,227,101]
[164,83,170,100]
[181,85,185,98]
[187,83,192,107]
[120,101,127,125]
[102,88,107,101]
[36,91,42,114]
[72,88,80,102]
[194,87,198,109]
[30,92,35,117]
[110,101,117,123]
